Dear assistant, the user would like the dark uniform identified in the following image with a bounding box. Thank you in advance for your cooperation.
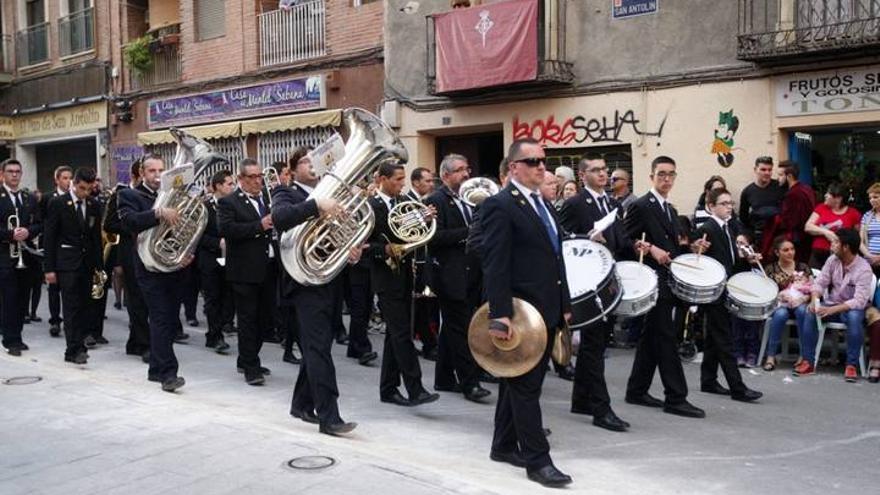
[40,189,66,334]
[196,195,229,351]
[1,187,41,354]
[406,189,438,358]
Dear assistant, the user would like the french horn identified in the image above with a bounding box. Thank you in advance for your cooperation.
[459,177,500,207]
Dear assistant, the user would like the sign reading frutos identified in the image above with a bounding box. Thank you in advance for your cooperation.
[148,75,325,129]
[776,66,880,117]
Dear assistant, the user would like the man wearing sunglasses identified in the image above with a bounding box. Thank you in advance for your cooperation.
[610,168,635,211]
[481,138,573,488]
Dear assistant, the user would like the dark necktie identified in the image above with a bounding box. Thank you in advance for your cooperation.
[13,192,22,211]
[389,197,397,209]
[461,201,472,225]
[598,195,608,216]
[722,223,735,263]
[76,200,85,224]
[250,195,266,216]
[531,193,559,254]
[663,201,672,223]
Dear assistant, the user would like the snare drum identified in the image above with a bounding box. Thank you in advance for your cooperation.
[614,261,658,317]
[668,254,727,304]
[562,237,622,328]
[725,272,779,320]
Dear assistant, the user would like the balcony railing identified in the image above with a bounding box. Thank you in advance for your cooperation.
[15,23,50,67]
[130,44,182,90]
[258,0,326,67]
[738,0,880,61]
[59,7,96,57]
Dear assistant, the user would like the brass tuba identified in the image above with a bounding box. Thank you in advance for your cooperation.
[459,177,500,207]
[137,128,216,273]
[280,108,408,286]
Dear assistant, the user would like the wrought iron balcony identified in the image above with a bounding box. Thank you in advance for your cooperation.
[738,0,880,61]
[15,23,50,68]
[258,0,326,67]
[130,43,182,91]
[59,7,96,57]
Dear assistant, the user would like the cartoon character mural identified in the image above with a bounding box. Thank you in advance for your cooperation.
[711,110,739,168]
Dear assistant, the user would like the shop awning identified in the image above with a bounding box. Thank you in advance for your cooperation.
[137,121,242,145]
[240,109,341,135]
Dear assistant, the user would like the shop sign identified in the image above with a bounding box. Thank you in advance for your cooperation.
[148,75,325,129]
[0,117,14,140]
[110,144,144,185]
[612,0,658,19]
[13,102,107,140]
[776,66,880,117]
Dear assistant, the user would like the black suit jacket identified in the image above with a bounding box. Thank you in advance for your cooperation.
[271,183,320,295]
[43,193,102,273]
[624,192,682,300]
[196,196,223,272]
[559,189,631,259]
[366,194,411,297]
[480,184,571,330]
[694,217,750,277]
[218,188,274,285]
[117,184,162,273]
[103,184,134,266]
[424,185,478,300]
[0,188,41,268]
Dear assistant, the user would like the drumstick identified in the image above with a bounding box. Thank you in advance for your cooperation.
[727,283,760,298]
[696,233,707,262]
[671,259,702,270]
[638,233,646,265]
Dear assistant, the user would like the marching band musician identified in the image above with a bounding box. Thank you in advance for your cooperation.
[85,179,111,348]
[1,159,41,356]
[273,157,303,365]
[118,154,187,392]
[692,188,763,402]
[559,152,631,432]
[424,154,491,402]
[104,160,152,363]
[218,158,276,387]
[196,170,233,354]
[624,156,705,418]
[407,167,439,361]
[43,167,101,365]
[481,138,572,487]
[367,162,440,407]
[41,165,72,338]
[272,151,358,436]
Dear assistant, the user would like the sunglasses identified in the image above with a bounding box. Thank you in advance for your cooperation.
[516,157,546,167]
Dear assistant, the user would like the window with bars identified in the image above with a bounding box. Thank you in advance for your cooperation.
[145,136,244,174]
[257,127,333,169]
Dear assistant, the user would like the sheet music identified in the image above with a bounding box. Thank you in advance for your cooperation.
[589,208,618,240]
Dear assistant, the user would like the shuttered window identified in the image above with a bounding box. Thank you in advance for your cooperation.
[195,0,225,41]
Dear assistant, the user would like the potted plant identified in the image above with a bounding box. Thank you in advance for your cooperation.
[124,36,153,74]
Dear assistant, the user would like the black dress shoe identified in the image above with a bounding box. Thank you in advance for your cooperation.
[30,315,42,323]
[7,347,21,357]
[701,381,731,396]
[49,325,61,337]
[64,352,88,365]
[320,421,357,436]
[141,351,151,364]
[23,315,30,324]
[463,385,492,402]
[625,393,664,408]
[421,347,438,362]
[290,408,320,424]
[244,370,265,386]
[212,340,231,354]
[409,391,440,406]
[94,336,109,345]
[663,401,706,418]
[593,411,629,432]
[161,376,186,392]
[187,319,199,327]
[434,383,462,393]
[114,302,122,310]
[283,351,302,364]
[731,388,763,403]
[335,333,350,345]
[380,391,411,406]
[84,335,97,349]
[490,450,527,468]
[222,323,237,334]
[543,428,552,437]
[556,364,575,381]
[237,366,271,376]
[358,351,378,366]
[263,333,282,344]
[19,343,29,351]
[148,375,161,383]
[527,464,572,488]
[173,332,190,343]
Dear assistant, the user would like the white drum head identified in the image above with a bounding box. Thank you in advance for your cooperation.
[727,272,778,304]
[670,254,726,287]
[562,238,615,298]
[616,261,657,300]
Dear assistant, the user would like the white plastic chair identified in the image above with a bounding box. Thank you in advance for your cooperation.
[811,272,874,376]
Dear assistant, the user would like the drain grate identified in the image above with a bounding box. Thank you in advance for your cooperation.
[2,376,42,385]
[286,456,337,471]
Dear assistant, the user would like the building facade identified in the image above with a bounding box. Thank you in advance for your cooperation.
[384,0,880,210]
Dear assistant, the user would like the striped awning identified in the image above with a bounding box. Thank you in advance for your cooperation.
[137,121,242,145]
[240,109,341,135]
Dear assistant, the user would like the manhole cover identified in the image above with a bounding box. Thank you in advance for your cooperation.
[286,456,337,471]
[2,376,42,385]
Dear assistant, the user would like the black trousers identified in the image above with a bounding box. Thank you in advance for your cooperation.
[199,262,225,343]
[493,327,556,471]
[232,273,275,372]
[222,281,236,329]
[626,298,689,404]
[87,274,110,339]
[572,318,614,416]
[701,303,746,393]
[291,282,343,426]
[48,281,62,326]
[435,297,479,390]
[122,257,150,354]
[181,265,199,320]
[280,304,300,353]
[345,266,373,358]
[0,266,28,348]
[413,297,438,352]
[23,263,42,317]
[58,268,91,358]
[137,267,182,381]
[378,292,426,398]
[331,276,347,339]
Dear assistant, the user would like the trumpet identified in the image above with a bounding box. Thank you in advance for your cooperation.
[7,211,26,270]
[263,166,279,210]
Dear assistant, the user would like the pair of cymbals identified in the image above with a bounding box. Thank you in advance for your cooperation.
[468,298,547,378]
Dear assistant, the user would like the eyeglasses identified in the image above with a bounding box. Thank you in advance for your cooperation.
[4,169,22,175]
[242,173,262,179]
[516,157,546,167]
[587,167,608,174]
[610,177,626,182]
[655,172,677,180]
[451,166,471,174]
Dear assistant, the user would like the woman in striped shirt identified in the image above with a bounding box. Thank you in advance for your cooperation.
[859,182,880,272]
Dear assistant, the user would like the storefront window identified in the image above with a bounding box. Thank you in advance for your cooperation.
[256,127,333,169]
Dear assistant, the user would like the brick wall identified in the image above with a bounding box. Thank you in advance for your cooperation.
[180,0,254,83]
[325,0,383,56]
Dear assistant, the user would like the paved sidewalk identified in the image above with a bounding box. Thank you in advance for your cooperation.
[1,298,878,494]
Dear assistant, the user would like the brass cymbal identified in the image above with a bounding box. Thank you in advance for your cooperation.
[468,298,548,378]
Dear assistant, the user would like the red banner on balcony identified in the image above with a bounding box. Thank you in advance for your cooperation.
[434,0,538,93]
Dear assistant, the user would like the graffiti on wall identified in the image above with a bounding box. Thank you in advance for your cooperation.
[710,109,740,167]
[512,110,667,146]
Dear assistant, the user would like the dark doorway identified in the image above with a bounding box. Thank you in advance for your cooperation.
[34,138,96,192]
[436,132,504,179]
[545,144,633,192]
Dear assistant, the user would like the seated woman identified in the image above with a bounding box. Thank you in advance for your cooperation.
[804,182,861,269]
[763,237,812,371]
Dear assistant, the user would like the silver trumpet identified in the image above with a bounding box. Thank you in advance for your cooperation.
[8,211,26,270]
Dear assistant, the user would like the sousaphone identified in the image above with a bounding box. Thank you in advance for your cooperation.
[468,298,547,378]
